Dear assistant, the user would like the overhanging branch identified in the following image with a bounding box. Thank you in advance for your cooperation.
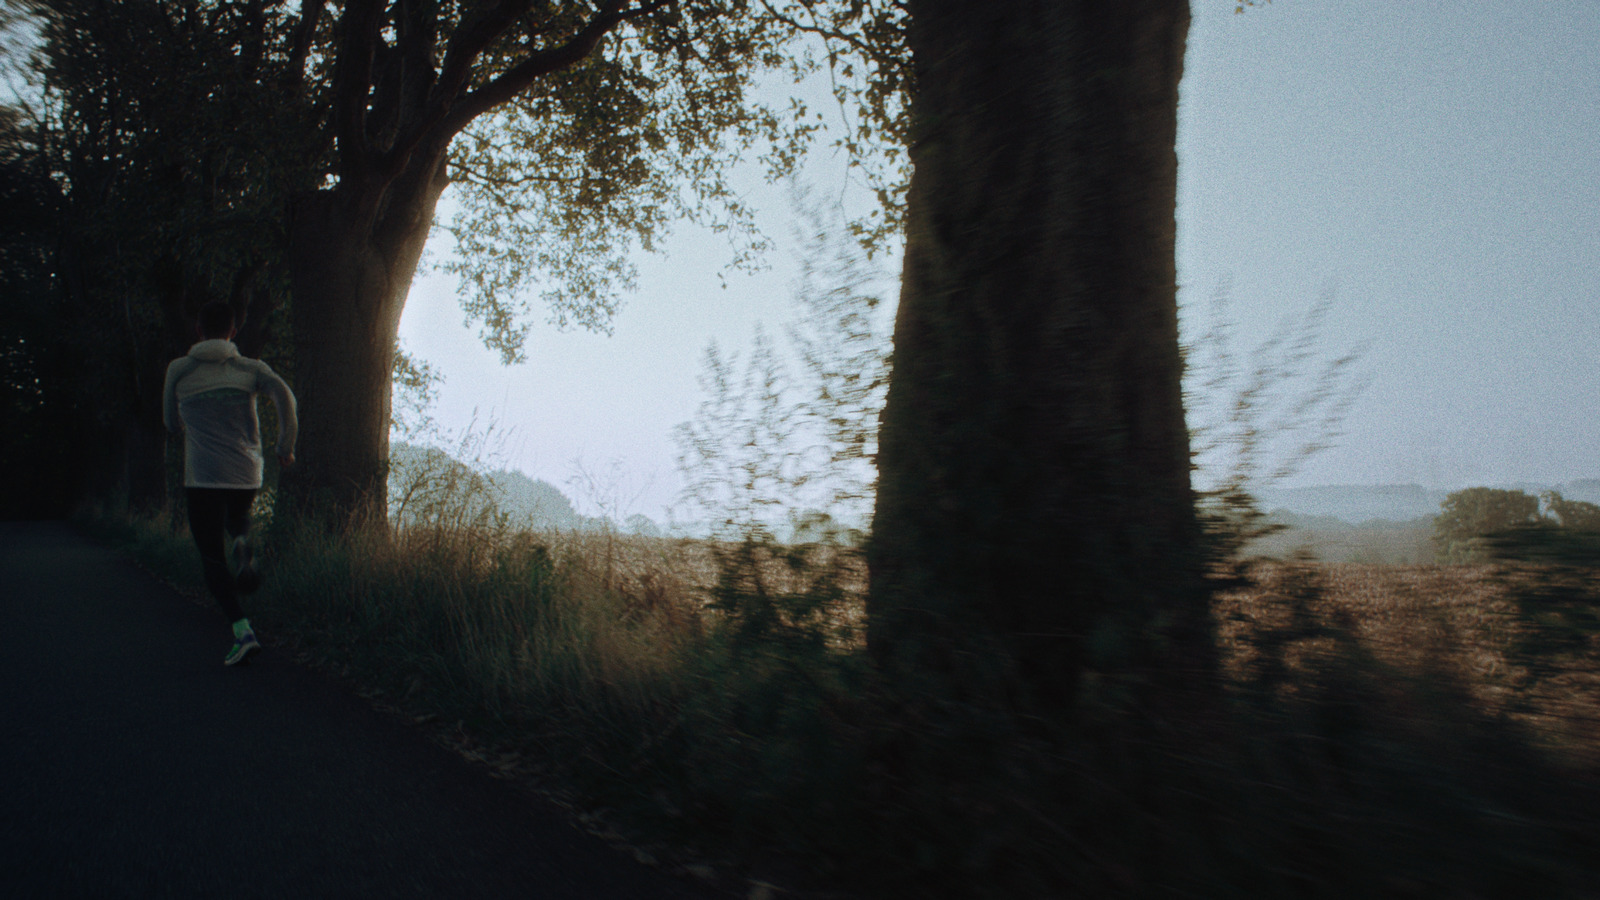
[431,0,536,107]
[438,0,645,137]
[373,0,667,182]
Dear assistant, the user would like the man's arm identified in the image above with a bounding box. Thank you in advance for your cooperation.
[255,363,299,467]
[161,359,192,434]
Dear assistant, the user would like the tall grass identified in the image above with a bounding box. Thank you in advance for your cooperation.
[83,488,1600,898]
[82,235,1599,896]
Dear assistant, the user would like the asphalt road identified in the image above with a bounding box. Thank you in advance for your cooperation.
[0,521,722,899]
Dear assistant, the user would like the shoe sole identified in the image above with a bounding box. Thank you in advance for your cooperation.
[226,643,262,667]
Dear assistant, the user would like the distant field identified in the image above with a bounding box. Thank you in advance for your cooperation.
[1246,517,1437,564]
[544,531,1599,772]
[1216,561,1600,768]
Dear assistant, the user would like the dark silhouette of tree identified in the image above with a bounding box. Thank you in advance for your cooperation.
[0,103,82,517]
[11,0,327,510]
[867,0,1206,706]
[276,0,804,524]
[16,0,807,526]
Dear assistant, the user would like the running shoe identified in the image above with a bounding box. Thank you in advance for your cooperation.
[233,535,260,594]
[225,628,262,666]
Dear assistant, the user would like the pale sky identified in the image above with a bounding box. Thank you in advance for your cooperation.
[398,0,1600,523]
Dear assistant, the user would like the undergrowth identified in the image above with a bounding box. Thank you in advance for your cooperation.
[77,229,1600,896]
[81,499,1600,898]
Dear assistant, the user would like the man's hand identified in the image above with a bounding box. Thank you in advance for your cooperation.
[278,452,296,469]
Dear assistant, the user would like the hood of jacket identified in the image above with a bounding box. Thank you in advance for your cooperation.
[188,339,242,362]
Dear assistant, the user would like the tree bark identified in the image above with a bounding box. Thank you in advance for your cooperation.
[281,153,448,526]
[868,0,1202,704]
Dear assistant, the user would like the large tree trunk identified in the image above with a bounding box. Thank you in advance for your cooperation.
[868,0,1202,705]
[282,155,448,527]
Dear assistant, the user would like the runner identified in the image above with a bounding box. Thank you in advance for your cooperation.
[162,301,298,665]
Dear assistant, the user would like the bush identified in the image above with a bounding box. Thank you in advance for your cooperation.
[1434,487,1543,563]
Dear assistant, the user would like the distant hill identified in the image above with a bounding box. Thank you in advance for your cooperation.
[484,467,594,531]
[388,442,493,527]
[1254,484,1448,524]
[1255,480,1600,525]
[1246,510,1436,564]
[1236,480,1600,564]
[388,442,663,535]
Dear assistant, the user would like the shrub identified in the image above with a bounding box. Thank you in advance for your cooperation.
[1434,487,1543,563]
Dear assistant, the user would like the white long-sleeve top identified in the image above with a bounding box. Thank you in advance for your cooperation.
[162,339,298,489]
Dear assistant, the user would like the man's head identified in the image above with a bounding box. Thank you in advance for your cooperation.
[197,301,238,340]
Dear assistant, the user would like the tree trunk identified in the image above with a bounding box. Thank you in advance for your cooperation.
[868,0,1202,705]
[281,156,448,527]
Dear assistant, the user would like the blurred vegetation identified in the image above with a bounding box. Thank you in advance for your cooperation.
[1436,487,1600,564]
[0,102,82,518]
[75,208,1600,897]
[80,486,1600,899]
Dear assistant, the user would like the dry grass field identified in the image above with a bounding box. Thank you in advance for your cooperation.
[521,532,1600,777]
[523,532,1600,768]
[1216,561,1600,769]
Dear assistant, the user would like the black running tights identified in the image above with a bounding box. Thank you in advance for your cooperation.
[186,488,256,623]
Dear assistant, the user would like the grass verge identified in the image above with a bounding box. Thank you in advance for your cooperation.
[79,506,1600,898]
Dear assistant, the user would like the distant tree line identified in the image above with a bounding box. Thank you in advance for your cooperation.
[1434,486,1600,564]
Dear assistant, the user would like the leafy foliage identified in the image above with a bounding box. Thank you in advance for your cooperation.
[0,101,80,515]
[1433,487,1544,563]
[442,1,822,361]
[390,342,444,444]
[9,0,889,516]
[673,189,892,538]
[753,1,911,253]
[17,0,830,362]
[27,0,322,337]
[1543,490,1600,532]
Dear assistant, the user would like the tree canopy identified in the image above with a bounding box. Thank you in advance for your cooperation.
[8,0,897,518]
[1431,486,1600,563]
[16,0,834,346]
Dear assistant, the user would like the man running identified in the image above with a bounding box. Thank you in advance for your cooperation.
[162,301,298,665]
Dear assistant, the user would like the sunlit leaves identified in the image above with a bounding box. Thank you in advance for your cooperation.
[757,0,909,255]
[442,0,811,361]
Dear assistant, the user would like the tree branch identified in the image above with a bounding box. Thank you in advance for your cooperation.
[758,0,882,65]
[438,0,664,137]
[359,0,538,182]
[451,156,579,190]
[372,0,664,182]
[397,0,438,114]
[330,0,386,183]
[431,0,536,107]
[284,0,325,97]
